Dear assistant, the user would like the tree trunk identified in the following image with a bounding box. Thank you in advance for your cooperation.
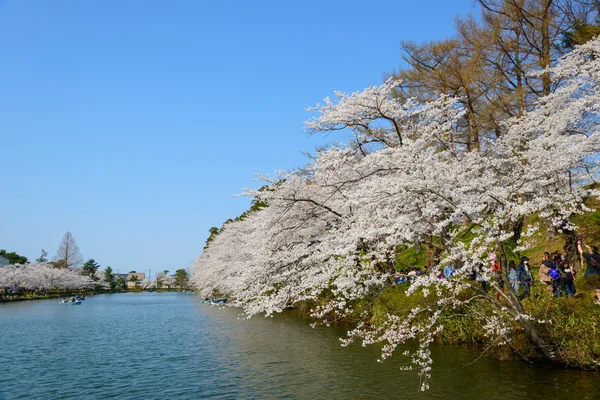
[545,218,557,240]
[497,239,556,362]
[522,320,556,361]
[425,236,442,268]
[486,289,555,361]
[562,230,583,274]
[540,0,552,96]
[512,216,525,242]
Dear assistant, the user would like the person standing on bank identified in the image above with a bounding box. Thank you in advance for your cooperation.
[443,263,456,278]
[517,257,533,298]
[508,260,519,294]
[562,262,576,297]
[539,252,552,288]
[549,261,562,297]
[577,240,600,277]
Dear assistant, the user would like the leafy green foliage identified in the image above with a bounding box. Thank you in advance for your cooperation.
[116,276,127,290]
[35,249,48,263]
[174,269,189,289]
[204,226,221,249]
[104,266,117,291]
[0,249,28,264]
[82,259,100,281]
[562,20,600,49]
[203,185,271,250]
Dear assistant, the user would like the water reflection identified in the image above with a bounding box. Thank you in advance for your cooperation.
[0,293,598,400]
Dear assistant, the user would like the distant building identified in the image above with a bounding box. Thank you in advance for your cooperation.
[127,272,146,289]
[0,256,9,267]
[114,273,128,281]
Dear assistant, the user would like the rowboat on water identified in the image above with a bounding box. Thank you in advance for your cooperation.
[200,298,227,305]
[60,300,82,305]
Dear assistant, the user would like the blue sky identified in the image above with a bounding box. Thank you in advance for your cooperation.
[1,0,476,275]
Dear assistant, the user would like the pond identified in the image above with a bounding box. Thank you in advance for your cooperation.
[0,292,598,399]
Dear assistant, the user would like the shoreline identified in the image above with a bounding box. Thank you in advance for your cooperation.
[0,289,186,303]
[0,291,95,303]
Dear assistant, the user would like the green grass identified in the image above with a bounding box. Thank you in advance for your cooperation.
[572,197,600,245]
[395,245,428,271]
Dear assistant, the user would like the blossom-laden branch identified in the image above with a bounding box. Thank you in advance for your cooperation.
[191,38,600,390]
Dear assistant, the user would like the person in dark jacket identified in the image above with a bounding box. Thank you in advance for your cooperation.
[578,240,600,277]
[562,262,576,297]
[549,256,562,297]
[516,256,533,298]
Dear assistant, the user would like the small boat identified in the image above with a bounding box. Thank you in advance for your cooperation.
[200,298,227,305]
[60,300,82,305]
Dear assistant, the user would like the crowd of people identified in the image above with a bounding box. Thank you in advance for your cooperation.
[394,239,600,303]
[394,267,425,284]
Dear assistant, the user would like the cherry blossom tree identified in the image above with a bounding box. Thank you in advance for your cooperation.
[159,274,175,288]
[191,37,600,389]
[0,262,95,292]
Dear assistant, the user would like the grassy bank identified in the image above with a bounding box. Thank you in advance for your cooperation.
[370,276,600,370]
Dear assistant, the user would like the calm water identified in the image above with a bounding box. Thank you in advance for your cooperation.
[0,293,598,400]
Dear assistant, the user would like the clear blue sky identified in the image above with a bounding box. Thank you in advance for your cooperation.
[1,0,476,275]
